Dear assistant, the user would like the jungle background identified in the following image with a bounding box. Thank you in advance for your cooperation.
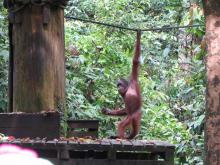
[0,0,205,164]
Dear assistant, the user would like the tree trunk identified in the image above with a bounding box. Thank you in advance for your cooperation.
[204,1,220,164]
[11,4,65,113]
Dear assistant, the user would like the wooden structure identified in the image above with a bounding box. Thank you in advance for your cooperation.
[0,112,60,139]
[204,1,220,164]
[67,120,99,138]
[1,0,68,141]
[4,0,68,113]
[0,139,175,165]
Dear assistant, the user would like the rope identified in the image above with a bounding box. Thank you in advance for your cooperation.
[4,1,205,32]
[65,16,139,32]
[142,25,204,31]
[65,16,205,32]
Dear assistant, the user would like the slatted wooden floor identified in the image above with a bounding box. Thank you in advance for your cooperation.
[0,139,175,165]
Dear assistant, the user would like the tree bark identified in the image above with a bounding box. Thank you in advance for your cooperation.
[204,1,220,164]
[11,5,65,113]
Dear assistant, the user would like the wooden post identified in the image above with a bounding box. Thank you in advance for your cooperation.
[204,0,220,164]
[4,1,68,113]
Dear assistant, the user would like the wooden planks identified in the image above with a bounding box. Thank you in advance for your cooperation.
[0,113,60,139]
[0,139,174,151]
[0,139,175,165]
[63,159,169,165]
[67,120,99,138]
[67,120,99,129]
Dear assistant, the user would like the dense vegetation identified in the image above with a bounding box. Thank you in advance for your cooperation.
[0,0,205,164]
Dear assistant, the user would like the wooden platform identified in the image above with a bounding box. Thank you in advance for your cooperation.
[67,119,99,138]
[0,139,175,165]
[0,112,60,139]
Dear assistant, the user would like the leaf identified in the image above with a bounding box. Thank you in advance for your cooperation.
[163,46,171,58]
[196,114,205,127]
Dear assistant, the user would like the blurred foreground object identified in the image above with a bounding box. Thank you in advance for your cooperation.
[0,144,53,165]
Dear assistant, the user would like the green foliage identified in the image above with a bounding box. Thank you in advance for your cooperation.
[65,0,205,164]
[0,4,8,112]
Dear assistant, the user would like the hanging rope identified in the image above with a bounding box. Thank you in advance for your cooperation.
[141,24,204,32]
[65,16,205,32]
[65,16,139,31]
[4,0,204,31]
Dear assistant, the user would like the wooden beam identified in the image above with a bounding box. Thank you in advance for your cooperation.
[9,3,66,112]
